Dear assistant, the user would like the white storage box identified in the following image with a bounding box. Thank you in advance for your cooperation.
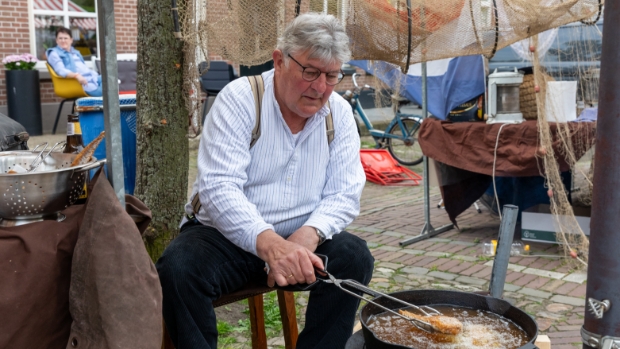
[521,204,591,243]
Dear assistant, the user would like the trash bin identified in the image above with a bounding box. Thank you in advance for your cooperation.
[75,95,137,195]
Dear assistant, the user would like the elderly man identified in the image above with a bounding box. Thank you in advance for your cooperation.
[156,13,374,349]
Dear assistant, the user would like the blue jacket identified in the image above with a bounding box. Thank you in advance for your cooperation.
[46,46,85,73]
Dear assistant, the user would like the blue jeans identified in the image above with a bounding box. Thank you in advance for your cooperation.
[156,221,374,349]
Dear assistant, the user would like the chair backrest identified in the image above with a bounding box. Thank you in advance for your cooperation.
[94,54,137,92]
[199,61,237,95]
[46,63,88,99]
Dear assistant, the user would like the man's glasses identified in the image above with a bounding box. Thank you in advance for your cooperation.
[288,54,344,86]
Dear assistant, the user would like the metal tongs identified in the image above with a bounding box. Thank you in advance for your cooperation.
[27,141,66,173]
[316,267,442,333]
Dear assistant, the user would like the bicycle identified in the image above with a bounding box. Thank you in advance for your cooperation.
[342,73,424,166]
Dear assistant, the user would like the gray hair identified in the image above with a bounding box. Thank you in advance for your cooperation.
[277,13,351,67]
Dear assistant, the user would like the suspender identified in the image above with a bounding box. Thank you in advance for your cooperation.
[190,75,334,216]
[247,75,264,149]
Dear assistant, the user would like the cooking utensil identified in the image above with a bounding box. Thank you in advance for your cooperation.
[27,141,66,173]
[359,289,539,349]
[316,267,445,334]
[0,151,105,220]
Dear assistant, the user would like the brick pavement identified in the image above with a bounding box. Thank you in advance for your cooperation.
[349,181,588,348]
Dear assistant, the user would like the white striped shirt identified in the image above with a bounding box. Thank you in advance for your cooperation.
[184,69,365,256]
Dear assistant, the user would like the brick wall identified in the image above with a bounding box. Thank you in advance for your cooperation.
[0,0,138,106]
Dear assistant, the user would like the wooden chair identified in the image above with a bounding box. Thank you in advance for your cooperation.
[162,283,298,349]
[46,63,88,134]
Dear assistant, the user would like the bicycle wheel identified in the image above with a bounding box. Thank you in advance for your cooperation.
[386,116,423,166]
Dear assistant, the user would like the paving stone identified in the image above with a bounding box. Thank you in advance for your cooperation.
[503,283,522,292]
[553,281,580,295]
[522,267,567,280]
[447,261,474,274]
[448,240,477,246]
[377,245,401,252]
[505,271,526,283]
[536,311,564,320]
[428,238,452,243]
[452,254,479,262]
[427,271,458,281]
[460,264,486,276]
[437,259,462,272]
[371,277,390,283]
[413,256,438,267]
[550,295,586,307]
[424,251,452,258]
[483,260,527,272]
[540,279,567,293]
[512,273,539,287]
[377,262,403,270]
[399,255,425,266]
[382,231,404,238]
[268,336,285,346]
[453,284,482,292]
[527,276,553,289]
[357,227,384,234]
[401,267,429,275]
[546,303,574,313]
[400,249,426,255]
[563,272,587,284]
[376,267,395,274]
[567,284,587,298]
[536,317,554,331]
[471,267,493,279]
[393,275,409,283]
[557,325,582,331]
[518,287,553,299]
[455,275,487,286]
[374,282,391,289]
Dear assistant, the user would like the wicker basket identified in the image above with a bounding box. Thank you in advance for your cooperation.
[519,73,555,120]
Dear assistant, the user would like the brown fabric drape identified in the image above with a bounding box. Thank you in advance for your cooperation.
[0,170,161,349]
[418,119,596,222]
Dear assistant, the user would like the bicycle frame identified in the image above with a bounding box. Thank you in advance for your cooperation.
[346,74,422,147]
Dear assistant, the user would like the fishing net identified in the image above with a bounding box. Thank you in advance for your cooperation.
[175,0,602,266]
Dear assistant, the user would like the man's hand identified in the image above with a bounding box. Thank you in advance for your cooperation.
[257,229,324,288]
[287,225,321,252]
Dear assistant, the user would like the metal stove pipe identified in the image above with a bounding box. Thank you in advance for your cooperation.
[582,3,620,349]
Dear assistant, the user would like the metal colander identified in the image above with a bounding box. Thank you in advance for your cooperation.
[0,151,105,220]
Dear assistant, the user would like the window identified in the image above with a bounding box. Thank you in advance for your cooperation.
[31,0,98,62]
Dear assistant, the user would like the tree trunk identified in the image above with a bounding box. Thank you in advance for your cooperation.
[136,0,188,261]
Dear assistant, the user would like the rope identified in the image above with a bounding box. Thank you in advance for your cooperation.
[492,123,510,220]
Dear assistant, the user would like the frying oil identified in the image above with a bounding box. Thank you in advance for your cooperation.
[366,305,529,349]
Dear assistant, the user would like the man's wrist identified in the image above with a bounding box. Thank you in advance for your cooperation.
[315,228,326,246]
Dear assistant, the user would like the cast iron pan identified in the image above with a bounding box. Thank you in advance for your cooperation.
[358,289,539,349]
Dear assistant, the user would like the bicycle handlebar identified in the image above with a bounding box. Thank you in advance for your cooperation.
[351,73,374,92]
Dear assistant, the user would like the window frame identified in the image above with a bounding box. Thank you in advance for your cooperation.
[28,0,99,72]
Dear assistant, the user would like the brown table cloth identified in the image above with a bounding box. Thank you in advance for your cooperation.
[418,118,596,223]
[0,170,162,349]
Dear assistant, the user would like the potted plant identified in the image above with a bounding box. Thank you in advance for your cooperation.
[2,53,43,136]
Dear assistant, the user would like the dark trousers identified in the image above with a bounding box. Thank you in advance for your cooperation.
[156,221,374,349]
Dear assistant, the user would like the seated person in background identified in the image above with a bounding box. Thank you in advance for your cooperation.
[46,27,102,97]
[156,13,374,349]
